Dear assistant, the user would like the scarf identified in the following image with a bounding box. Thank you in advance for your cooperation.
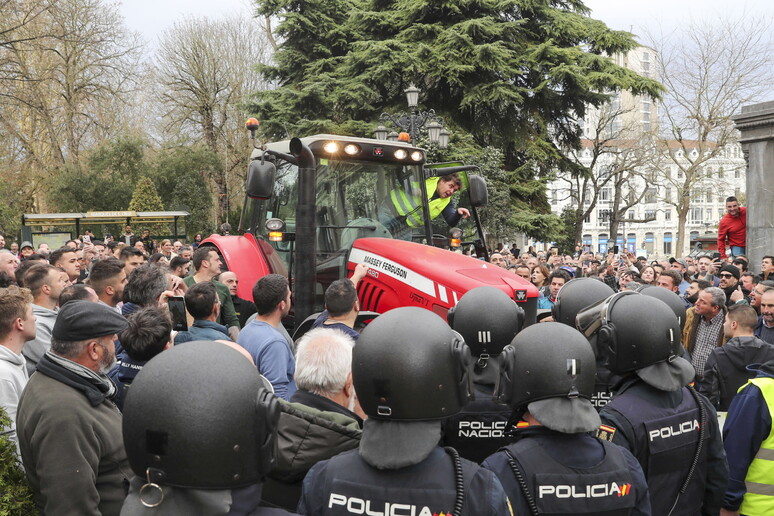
[37,351,117,406]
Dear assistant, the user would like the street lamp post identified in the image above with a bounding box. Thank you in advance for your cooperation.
[374,84,449,149]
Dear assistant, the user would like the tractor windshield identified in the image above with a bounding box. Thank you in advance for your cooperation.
[243,157,474,277]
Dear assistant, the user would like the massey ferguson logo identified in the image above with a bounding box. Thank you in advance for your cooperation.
[649,420,700,441]
[328,494,448,515]
[515,289,527,302]
[538,482,632,499]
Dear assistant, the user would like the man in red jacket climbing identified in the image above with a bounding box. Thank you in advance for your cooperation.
[718,196,747,259]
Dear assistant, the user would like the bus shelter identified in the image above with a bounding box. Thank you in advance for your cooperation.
[21,211,189,247]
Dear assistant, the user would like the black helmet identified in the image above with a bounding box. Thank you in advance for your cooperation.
[551,278,615,327]
[123,341,280,489]
[448,286,524,357]
[497,322,599,432]
[353,306,473,420]
[576,292,693,390]
[640,285,688,331]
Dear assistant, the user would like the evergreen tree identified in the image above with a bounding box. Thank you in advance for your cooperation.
[0,408,36,516]
[149,146,217,237]
[129,176,166,236]
[49,137,148,213]
[251,0,662,238]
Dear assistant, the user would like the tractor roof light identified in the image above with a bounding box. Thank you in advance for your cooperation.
[344,143,360,156]
[323,141,340,154]
[410,151,424,162]
[394,149,408,160]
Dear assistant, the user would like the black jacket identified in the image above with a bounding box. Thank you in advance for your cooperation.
[697,336,774,411]
[599,376,728,516]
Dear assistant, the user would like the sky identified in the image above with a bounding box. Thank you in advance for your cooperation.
[120,0,769,48]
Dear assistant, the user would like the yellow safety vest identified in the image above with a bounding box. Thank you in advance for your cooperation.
[389,177,451,228]
[739,377,774,515]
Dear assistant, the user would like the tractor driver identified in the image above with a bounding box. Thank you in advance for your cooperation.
[380,172,470,240]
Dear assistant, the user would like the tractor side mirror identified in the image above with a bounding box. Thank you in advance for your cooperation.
[246,158,276,200]
[468,175,488,208]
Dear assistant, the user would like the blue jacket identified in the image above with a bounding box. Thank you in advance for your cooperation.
[722,361,774,511]
[237,321,296,400]
[174,320,230,344]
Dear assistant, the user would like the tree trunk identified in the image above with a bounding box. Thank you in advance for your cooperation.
[676,207,689,258]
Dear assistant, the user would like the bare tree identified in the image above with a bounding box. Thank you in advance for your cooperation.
[154,15,273,223]
[561,104,659,248]
[0,0,142,212]
[648,16,774,256]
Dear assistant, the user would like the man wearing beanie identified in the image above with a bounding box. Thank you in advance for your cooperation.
[16,300,130,516]
[719,264,748,308]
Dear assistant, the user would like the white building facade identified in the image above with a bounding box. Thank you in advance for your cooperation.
[547,142,746,259]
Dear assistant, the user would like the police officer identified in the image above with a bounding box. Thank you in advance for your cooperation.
[551,277,616,409]
[297,307,512,515]
[121,341,295,515]
[482,322,651,515]
[443,286,523,463]
[578,292,728,516]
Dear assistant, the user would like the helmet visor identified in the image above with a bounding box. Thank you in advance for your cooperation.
[575,297,609,337]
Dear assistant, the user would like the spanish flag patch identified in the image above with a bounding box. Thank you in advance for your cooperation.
[596,424,617,442]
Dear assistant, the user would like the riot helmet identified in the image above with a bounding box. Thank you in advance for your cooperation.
[497,322,599,432]
[353,306,473,421]
[551,277,615,327]
[640,285,688,331]
[576,292,693,390]
[122,341,280,489]
[448,286,524,358]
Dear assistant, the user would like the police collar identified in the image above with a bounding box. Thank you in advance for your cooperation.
[359,419,441,470]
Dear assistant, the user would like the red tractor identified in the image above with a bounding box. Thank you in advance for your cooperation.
[200,126,537,332]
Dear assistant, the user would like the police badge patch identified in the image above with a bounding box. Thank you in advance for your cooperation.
[596,424,617,442]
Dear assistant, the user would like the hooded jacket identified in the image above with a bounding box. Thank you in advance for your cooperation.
[23,304,57,376]
[260,396,361,511]
[0,345,28,452]
[698,336,774,411]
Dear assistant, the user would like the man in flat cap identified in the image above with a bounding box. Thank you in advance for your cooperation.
[16,300,130,516]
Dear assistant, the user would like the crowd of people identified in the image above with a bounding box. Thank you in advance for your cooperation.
[0,210,773,515]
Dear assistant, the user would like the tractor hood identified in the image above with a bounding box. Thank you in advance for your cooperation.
[349,238,539,310]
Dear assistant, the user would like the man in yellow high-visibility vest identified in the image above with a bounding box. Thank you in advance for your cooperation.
[381,172,470,239]
[722,359,774,516]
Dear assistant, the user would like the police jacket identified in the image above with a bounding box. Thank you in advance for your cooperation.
[261,392,362,511]
[696,335,774,411]
[297,447,511,516]
[598,376,728,516]
[442,365,514,463]
[481,426,651,515]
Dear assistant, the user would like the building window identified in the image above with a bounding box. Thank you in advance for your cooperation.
[551,189,558,205]
[689,207,703,224]
[628,209,635,220]
[598,209,611,224]
[678,168,684,178]
[600,188,611,202]
[735,167,741,179]
[665,209,671,221]
[664,186,672,202]
[645,209,656,220]
[664,232,672,255]
[644,187,657,203]
[584,213,591,224]
[705,208,713,222]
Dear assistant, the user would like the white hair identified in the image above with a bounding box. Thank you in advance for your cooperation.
[294,327,355,396]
